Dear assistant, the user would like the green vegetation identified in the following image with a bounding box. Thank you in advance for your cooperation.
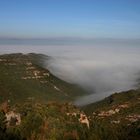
[82,89,140,140]
[0,94,140,140]
[0,101,90,140]
[82,89,140,114]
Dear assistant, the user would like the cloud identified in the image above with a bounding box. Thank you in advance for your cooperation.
[46,45,140,105]
[0,39,140,105]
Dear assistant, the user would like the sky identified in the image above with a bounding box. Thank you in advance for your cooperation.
[0,0,140,39]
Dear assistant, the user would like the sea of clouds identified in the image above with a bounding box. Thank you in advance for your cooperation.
[0,39,140,105]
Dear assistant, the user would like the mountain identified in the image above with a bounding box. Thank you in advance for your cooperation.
[0,53,140,140]
[0,53,88,104]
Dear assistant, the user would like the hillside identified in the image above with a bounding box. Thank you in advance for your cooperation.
[0,90,140,140]
[82,89,140,114]
[82,89,140,140]
[0,53,88,104]
[0,101,90,140]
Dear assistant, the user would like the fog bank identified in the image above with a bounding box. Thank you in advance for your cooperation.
[0,40,140,105]
[46,46,140,105]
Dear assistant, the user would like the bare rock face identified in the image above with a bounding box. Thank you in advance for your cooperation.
[6,111,21,126]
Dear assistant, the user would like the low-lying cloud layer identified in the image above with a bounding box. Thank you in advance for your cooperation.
[0,39,140,105]
[46,46,140,105]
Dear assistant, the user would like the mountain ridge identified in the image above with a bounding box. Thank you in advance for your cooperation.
[0,53,88,104]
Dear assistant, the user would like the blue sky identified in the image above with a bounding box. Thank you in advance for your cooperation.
[0,0,140,39]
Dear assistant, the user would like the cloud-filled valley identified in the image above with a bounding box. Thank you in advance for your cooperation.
[0,40,140,105]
